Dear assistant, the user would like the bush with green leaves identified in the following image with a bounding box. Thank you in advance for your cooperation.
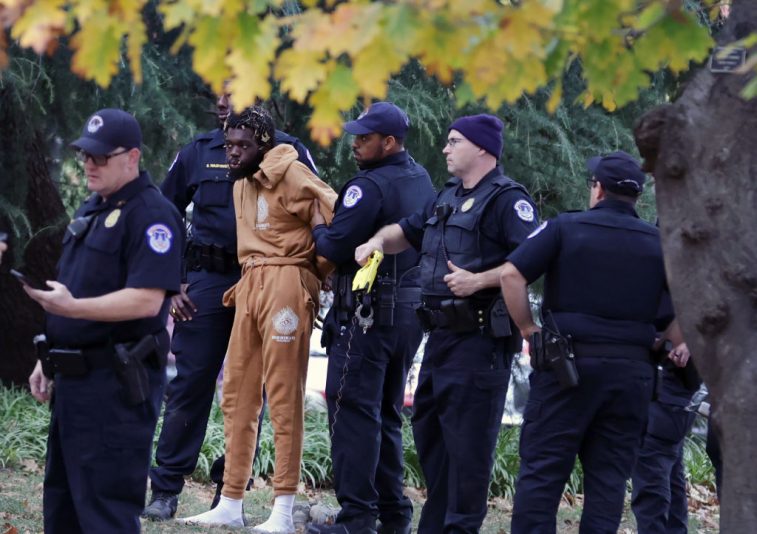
[0,385,715,498]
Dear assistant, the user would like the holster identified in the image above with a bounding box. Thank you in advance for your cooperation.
[112,334,164,405]
[34,334,55,379]
[530,330,579,389]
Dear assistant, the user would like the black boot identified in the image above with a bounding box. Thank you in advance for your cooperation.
[308,522,378,534]
[141,491,178,521]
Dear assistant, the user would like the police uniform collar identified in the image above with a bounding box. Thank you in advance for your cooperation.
[456,166,501,195]
[207,128,226,148]
[593,198,639,217]
[358,150,408,171]
[99,171,152,207]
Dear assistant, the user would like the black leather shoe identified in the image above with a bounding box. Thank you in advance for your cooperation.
[376,522,411,534]
[141,491,178,521]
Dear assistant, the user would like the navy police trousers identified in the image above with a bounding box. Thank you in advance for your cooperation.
[631,399,695,534]
[150,269,237,494]
[44,365,165,533]
[511,356,654,534]
[412,328,511,534]
[325,305,423,529]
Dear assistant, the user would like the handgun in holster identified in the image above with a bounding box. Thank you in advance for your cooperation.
[530,330,579,389]
[113,334,163,405]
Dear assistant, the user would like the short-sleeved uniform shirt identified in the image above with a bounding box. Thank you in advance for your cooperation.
[507,198,666,346]
[47,171,184,347]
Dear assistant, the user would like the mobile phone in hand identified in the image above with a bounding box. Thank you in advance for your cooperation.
[10,269,49,291]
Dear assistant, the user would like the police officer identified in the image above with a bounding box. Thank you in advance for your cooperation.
[500,151,682,533]
[631,291,699,534]
[355,114,539,533]
[143,93,318,520]
[24,108,183,533]
[307,102,435,534]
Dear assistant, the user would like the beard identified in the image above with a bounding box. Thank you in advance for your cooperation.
[228,153,263,180]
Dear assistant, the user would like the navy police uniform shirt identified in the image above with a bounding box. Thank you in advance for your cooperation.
[161,128,319,252]
[399,166,539,297]
[47,171,184,348]
[508,198,666,347]
[312,151,435,270]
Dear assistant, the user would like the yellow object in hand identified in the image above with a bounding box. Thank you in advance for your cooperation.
[352,250,384,294]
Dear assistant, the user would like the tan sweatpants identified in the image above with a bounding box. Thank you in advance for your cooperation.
[220,263,320,498]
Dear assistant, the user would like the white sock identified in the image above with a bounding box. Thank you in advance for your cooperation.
[252,494,295,533]
[176,495,244,527]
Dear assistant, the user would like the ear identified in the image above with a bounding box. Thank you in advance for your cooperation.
[595,181,607,200]
[383,135,397,150]
[127,148,141,167]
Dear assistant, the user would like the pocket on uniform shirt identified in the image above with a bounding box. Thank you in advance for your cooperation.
[84,227,121,253]
[195,177,233,207]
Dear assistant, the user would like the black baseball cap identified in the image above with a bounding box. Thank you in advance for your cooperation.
[344,102,410,138]
[70,108,142,156]
[586,150,646,196]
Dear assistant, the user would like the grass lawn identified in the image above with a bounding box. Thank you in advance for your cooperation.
[0,465,719,533]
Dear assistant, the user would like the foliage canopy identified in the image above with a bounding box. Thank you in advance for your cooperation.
[1,0,718,145]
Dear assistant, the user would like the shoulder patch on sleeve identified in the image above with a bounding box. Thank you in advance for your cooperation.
[342,185,363,208]
[146,224,173,254]
[514,199,535,222]
[528,221,548,239]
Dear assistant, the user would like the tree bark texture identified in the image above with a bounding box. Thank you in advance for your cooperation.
[0,86,65,386]
[635,1,757,530]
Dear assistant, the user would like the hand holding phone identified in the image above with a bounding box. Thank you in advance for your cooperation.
[10,269,50,291]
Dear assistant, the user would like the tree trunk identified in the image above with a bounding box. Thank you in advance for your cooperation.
[0,86,66,387]
[634,1,757,530]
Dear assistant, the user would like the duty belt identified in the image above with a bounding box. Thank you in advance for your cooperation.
[417,296,511,338]
[186,243,239,274]
[45,344,114,377]
[571,342,651,362]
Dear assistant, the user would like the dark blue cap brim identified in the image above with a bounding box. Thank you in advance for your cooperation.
[343,120,375,135]
[70,137,116,156]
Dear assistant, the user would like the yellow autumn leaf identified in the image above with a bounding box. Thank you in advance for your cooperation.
[158,0,196,30]
[70,12,125,86]
[500,3,556,60]
[226,14,279,109]
[126,19,147,84]
[307,104,343,147]
[326,2,381,56]
[546,81,562,114]
[290,9,336,54]
[189,15,232,94]
[274,49,328,103]
[10,0,67,55]
[414,13,474,84]
[351,34,406,99]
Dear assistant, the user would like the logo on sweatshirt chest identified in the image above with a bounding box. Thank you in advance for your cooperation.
[256,196,270,230]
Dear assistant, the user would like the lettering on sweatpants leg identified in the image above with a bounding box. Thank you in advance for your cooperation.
[272,306,298,343]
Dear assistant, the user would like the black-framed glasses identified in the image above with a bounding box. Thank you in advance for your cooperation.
[75,149,129,167]
[586,177,598,188]
[445,138,465,149]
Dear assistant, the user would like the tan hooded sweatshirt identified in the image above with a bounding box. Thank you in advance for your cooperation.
[232,143,337,280]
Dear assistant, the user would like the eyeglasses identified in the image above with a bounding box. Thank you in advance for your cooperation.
[75,149,129,167]
[445,138,465,149]
[586,178,598,188]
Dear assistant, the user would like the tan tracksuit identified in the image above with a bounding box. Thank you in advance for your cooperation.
[221,144,337,498]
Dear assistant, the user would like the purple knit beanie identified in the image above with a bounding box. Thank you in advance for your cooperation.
[448,114,504,158]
